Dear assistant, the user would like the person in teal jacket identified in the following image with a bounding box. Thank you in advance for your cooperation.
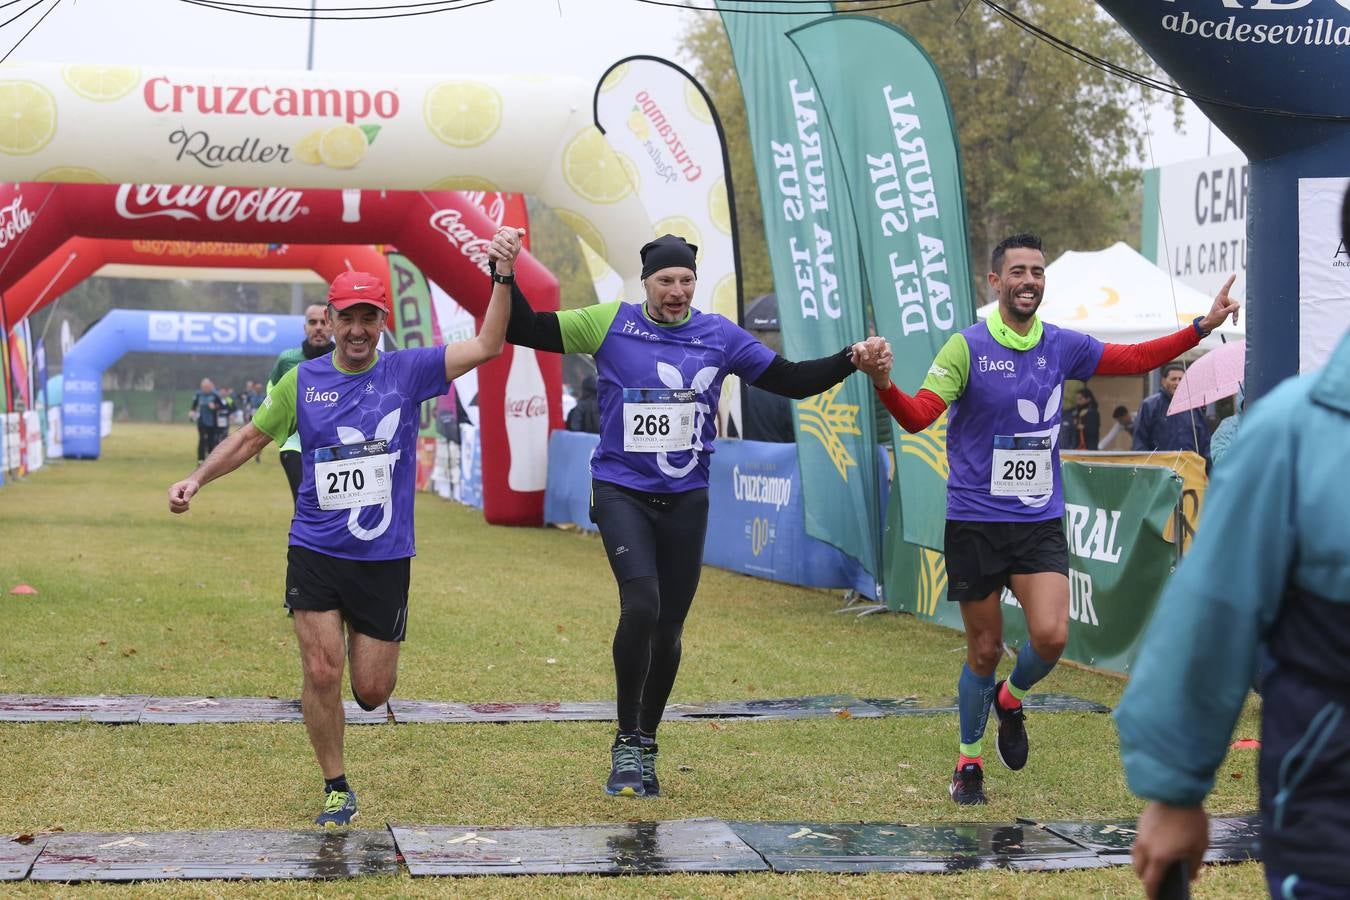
[1116,187,1350,900]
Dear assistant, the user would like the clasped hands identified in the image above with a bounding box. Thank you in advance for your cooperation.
[851,336,893,389]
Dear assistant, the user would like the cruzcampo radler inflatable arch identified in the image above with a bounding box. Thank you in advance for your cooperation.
[0,181,561,527]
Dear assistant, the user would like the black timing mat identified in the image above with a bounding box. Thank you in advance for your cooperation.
[387,699,617,723]
[0,694,149,723]
[390,818,769,876]
[727,821,1107,873]
[1027,813,1261,864]
[141,696,388,725]
[0,692,1108,724]
[29,829,399,881]
[1,835,47,880]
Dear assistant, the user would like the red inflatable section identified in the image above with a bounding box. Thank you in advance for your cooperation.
[3,238,391,324]
[0,183,560,526]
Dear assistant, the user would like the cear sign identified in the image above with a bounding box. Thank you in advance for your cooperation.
[147,312,278,345]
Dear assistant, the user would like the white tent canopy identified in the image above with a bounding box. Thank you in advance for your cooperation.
[977,242,1243,351]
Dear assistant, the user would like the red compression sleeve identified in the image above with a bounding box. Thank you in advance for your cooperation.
[876,383,948,433]
[1095,326,1202,376]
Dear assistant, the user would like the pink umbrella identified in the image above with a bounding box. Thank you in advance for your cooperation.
[1168,340,1245,415]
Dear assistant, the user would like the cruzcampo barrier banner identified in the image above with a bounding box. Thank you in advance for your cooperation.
[788,14,975,554]
[594,56,741,320]
[719,1,884,586]
[886,460,1182,674]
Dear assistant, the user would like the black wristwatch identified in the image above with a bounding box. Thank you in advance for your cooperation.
[489,261,515,285]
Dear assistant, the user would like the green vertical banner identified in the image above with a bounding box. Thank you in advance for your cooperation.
[789,16,974,559]
[719,1,883,587]
[890,461,1182,675]
[388,252,440,440]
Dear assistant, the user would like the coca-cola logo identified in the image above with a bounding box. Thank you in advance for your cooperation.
[505,395,547,417]
[462,191,507,226]
[428,208,492,275]
[0,197,34,249]
[115,184,307,223]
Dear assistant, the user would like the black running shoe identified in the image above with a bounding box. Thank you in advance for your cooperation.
[949,762,987,805]
[641,743,660,797]
[990,680,1029,771]
[605,735,646,797]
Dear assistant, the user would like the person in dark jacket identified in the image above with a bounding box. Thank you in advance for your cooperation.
[566,374,600,434]
[1133,362,1211,466]
[1067,386,1100,450]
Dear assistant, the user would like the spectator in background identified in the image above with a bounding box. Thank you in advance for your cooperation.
[739,382,795,443]
[189,378,221,464]
[1210,386,1245,467]
[1100,404,1134,449]
[1067,386,1100,450]
[1133,362,1211,467]
[566,373,600,434]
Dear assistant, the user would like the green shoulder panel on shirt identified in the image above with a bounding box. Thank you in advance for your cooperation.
[252,366,298,446]
[920,333,970,405]
[557,301,623,355]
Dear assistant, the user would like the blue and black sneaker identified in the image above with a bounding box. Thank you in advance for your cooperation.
[315,788,358,827]
[990,680,1029,771]
[641,743,660,797]
[605,735,646,798]
[949,762,987,805]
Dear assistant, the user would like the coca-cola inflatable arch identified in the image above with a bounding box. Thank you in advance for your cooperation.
[0,181,560,526]
[2,236,390,327]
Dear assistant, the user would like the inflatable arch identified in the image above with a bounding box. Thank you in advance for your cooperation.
[62,307,306,454]
[1096,1,1350,399]
[4,237,389,327]
[0,182,561,526]
[0,62,654,300]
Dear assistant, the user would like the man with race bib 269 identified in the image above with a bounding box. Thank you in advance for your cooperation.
[506,233,887,799]
[854,232,1239,806]
[167,226,522,826]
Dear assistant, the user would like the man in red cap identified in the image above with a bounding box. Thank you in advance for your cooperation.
[168,225,523,826]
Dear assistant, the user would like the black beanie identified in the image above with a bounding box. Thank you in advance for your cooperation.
[640,234,698,279]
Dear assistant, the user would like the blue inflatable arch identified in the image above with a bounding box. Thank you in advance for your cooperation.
[62,309,302,458]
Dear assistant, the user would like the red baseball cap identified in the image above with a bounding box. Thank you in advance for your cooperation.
[327,270,389,313]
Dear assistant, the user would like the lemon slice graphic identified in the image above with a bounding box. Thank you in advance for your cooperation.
[36,166,107,184]
[424,81,502,148]
[652,216,702,262]
[319,124,368,169]
[553,208,607,259]
[62,65,141,102]
[426,175,499,192]
[708,177,732,235]
[562,128,633,205]
[0,81,56,155]
[293,129,324,165]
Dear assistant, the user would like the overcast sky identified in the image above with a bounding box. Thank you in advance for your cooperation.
[6,0,1236,168]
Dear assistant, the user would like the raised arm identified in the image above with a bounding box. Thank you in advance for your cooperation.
[1095,275,1240,376]
[444,226,523,382]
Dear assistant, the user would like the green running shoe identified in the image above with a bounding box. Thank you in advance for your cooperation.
[315,788,358,827]
[605,735,646,797]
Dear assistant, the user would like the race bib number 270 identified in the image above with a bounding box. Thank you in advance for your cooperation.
[313,439,392,510]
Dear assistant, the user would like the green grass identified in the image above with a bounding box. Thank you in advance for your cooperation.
[0,424,1264,896]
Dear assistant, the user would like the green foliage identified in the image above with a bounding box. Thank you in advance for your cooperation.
[682,1,1183,302]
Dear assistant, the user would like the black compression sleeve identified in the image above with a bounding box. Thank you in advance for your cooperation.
[750,347,856,399]
[505,283,565,353]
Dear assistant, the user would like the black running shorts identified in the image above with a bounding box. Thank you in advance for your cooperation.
[943,519,1069,603]
[284,545,410,642]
